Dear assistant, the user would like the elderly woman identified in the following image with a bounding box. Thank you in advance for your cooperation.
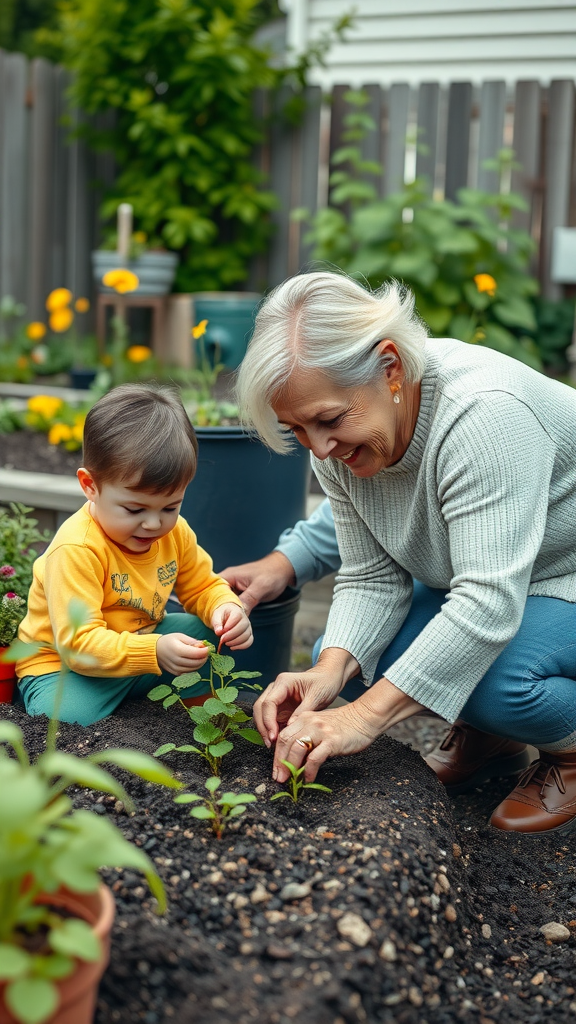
[235,271,576,837]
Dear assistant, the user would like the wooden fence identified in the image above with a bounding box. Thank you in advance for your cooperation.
[1,50,575,320]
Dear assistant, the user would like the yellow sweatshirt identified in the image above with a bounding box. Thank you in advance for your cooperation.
[17,503,242,680]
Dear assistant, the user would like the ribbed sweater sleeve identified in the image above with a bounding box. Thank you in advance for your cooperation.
[275,498,341,586]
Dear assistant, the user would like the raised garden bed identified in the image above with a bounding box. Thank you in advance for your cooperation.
[1,699,575,1024]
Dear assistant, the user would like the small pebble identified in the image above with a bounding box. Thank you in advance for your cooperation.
[266,942,293,960]
[280,881,312,902]
[250,882,270,904]
[443,945,455,959]
[233,894,249,910]
[452,843,462,858]
[378,939,397,962]
[481,924,492,939]
[540,922,570,942]
[408,987,423,1008]
[437,874,450,893]
[207,871,223,884]
[531,972,545,986]
[255,783,266,795]
[336,912,372,948]
[445,904,458,922]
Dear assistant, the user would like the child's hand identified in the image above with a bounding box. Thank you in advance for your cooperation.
[156,633,210,676]
[212,603,253,651]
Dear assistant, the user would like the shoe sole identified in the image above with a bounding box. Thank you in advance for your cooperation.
[490,813,576,837]
[443,748,532,796]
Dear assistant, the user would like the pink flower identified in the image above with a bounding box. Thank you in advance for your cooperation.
[0,565,15,577]
[5,592,18,600]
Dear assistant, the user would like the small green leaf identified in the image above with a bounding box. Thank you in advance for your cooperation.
[236,728,264,746]
[148,684,173,701]
[34,954,73,980]
[190,805,216,819]
[0,722,23,745]
[186,705,210,724]
[210,653,235,675]
[230,670,262,680]
[0,945,30,980]
[6,977,58,1024]
[219,793,256,806]
[153,743,176,756]
[1,639,41,662]
[49,919,101,961]
[205,776,221,793]
[207,740,233,757]
[228,804,248,817]
[193,722,221,744]
[215,686,238,704]
[270,791,292,801]
[163,694,180,708]
[174,744,202,753]
[94,749,181,788]
[171,671,202,690]
[303,783,333,793]
[174,793,202,803]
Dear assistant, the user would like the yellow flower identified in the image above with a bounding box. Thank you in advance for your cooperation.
[71,421,84,443]
[48,423,73,446]
[133,231,147,244]
[102,269,140,293]
[191,319,208,339]
[46,288,73,311]
[27,395,63,418]
[127,345,153,363]
[474,273,497,297]
[26,321,47,340]
[49,308,74,333]
[75,297,90,313]
[16,356,29,369]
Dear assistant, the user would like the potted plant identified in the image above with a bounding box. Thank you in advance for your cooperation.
[191,292,261,371]
[0,504,51,704]
[92,232,178,297]
[0,601,181,1024]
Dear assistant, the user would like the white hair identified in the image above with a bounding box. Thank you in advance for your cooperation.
[235,271,429,453]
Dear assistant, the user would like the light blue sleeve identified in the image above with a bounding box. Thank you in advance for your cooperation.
[274,498,341,587]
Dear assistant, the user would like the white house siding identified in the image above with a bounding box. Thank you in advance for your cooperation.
[281,0,576,87]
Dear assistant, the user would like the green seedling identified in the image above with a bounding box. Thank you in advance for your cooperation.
[149,643,264,775]
[174,776,257,839]
[270,760,332,805]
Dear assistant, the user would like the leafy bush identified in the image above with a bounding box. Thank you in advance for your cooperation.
[296,92,542,369]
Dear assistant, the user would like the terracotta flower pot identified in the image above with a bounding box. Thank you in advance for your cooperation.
[0,885,115,1024]
[0,652,16,704]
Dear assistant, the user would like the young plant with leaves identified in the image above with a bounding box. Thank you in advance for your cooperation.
[149,642,263,775]
[270,760,332,805]
[175,775,256,839]
[0,601,180,1024]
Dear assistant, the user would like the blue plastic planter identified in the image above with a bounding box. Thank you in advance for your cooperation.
[191,293,261,370]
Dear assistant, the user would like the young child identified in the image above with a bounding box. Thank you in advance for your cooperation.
[16,383,253,725]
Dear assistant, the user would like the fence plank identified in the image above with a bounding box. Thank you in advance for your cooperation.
[541,79,575,299]
[444,81,473,200]
[28,58,55,320]
[49,67,70,292]
[510,80,542,239]
[268,86,296,287]
[361,83,384,197]
[0,51,28,307]
[66,104,92,302]
[415,82,440,189]
[383,82,410,195]
[476,80,506,192]
[296,85,323,271]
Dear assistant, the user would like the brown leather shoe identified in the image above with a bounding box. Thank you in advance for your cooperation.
[490,751,576,835]
[425,721,531,795]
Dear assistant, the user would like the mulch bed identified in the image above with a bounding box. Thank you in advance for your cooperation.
[1,431,81,476]
[2,699,576,1024]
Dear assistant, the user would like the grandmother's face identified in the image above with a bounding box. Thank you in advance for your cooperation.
[272,360,412,478]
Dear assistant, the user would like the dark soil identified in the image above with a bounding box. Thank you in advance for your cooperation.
[2,699,575,1024]
[1,430,82,476]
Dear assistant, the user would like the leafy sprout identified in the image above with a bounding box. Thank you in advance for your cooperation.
[270,760,332,805]
[174,776,256,839]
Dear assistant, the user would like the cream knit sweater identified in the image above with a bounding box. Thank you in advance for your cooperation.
[314,338,576,722]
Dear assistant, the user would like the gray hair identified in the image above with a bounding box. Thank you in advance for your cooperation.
[235,271,428,453]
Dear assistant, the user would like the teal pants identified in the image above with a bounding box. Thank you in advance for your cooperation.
[17,613,216,726]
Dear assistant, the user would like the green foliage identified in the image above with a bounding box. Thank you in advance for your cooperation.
[149,642,263,775]
[0,504,51,639]
[43,0,279,292]
[270,759,332,804]
[530,296,576,372]
[0,603,181,1024]
[174,775,256,838]
[297,91,542,369]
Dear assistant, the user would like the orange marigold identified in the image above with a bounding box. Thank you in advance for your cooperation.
[46,288,73,311]
[474,273,497,297]
[49,307,74,333]
[75,297,90,313]
[127,345,153,363]
[26,321,47,340]
[102,269,140,294]
[48,423,72,446]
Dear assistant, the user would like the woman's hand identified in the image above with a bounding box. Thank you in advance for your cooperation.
[219,551,296,613]
[272,701,383,782]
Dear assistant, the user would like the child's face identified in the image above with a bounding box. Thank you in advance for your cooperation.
[77,470,186,554]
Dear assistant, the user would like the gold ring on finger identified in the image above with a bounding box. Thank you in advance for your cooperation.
[296,736,314,753]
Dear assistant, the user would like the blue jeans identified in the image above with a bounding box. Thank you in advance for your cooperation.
[314,582,576,751]
[17,613,217,726]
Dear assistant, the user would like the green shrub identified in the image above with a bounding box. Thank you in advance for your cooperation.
[296,91,542,369]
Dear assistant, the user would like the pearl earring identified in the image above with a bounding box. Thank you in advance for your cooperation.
[393,393,400,404]
[390,382,402,404]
